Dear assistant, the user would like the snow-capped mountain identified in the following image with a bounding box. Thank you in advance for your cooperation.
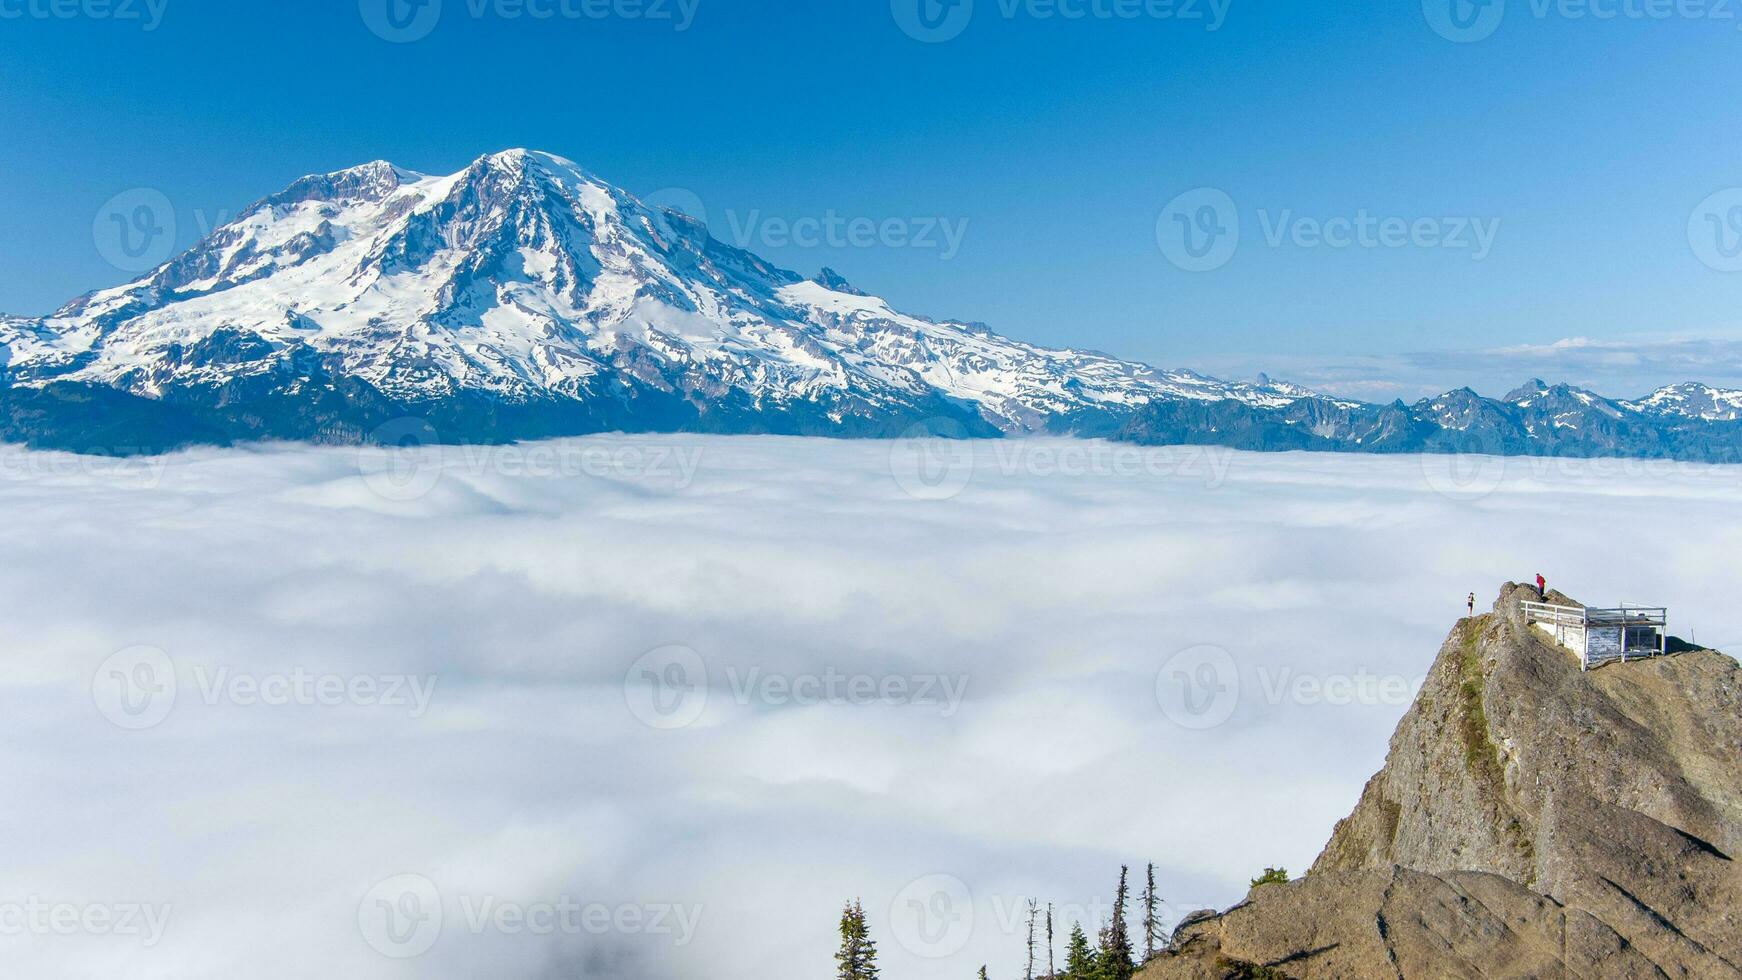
[1122,376,1742,461]
[5,148,1742,461]
[0,149,1307,447]
[1623,382,1742,422]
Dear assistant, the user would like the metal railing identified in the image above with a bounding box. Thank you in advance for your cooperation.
[1521,601,1668,670]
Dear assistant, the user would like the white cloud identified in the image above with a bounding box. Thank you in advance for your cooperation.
[2,437,1740,979]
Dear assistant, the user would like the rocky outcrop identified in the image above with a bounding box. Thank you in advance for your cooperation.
[1142,584,1742,979]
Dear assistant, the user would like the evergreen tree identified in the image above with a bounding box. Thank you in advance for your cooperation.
[836,899,880,980]
[1046,903,1056,979]
[1063,923,1098,980]
[1097,867,1135,980]
[1140,862,1160,962]
[1250,867,1289,889]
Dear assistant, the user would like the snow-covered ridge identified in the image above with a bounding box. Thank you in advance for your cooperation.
[1622,382,1742,422]
[0,149,1309,435]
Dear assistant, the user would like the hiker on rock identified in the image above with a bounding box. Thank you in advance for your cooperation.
[1537,573,1547,601]
[1468,593,1476,616]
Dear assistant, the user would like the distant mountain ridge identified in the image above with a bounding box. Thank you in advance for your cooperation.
[1,148,1739,458]
[1118,378,1742,462]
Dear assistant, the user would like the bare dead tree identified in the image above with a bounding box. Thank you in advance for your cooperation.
[1025,899,1039,980]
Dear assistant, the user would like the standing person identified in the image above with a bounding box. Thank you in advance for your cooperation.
[1536,573,1547,601]
[1467,593,1476,616]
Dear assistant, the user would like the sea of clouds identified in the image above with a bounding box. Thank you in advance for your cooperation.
[2,434,1739,980]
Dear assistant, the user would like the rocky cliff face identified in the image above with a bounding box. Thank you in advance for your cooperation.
[1142,584,1742,979]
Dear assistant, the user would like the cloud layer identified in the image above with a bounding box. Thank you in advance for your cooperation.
[3,436,1740,979]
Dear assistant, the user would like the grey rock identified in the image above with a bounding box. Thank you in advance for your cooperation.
[1142,584,1742,979]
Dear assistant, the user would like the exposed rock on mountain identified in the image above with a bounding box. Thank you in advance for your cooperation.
[1141,584,1742,979]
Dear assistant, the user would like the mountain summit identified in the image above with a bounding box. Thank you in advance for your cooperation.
[1143,584,1742,979]
[0,149,1301,450]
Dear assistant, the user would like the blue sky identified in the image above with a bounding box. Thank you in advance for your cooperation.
[3,0,1741,398]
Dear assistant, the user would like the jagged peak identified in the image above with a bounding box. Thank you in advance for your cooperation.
[255,158,424,213]
[469,148,597,185]
[811,268,867,296]
[1504,378,1550,399]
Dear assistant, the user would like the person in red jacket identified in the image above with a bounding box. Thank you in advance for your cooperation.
[1536,573,1547,601]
